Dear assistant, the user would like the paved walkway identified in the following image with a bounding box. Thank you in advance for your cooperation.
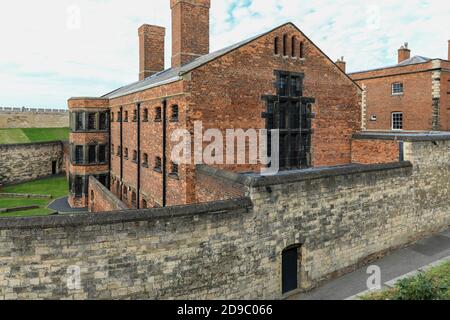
[48,196,88,214]
[292,228,450,300]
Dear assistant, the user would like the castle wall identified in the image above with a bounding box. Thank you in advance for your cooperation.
[0,108,68,129]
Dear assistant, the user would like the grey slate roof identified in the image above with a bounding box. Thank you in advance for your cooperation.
[102,31,264,99]
[349,55,432,74]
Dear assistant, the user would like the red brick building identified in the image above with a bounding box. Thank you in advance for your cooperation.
[349,41,450,132]
[68,0,361,209]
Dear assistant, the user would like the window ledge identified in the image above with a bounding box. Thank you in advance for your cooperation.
[392,93,404,96]
[169,173,180,180]
[153,168,162,174]
[154,119,162,123]
[142,163,149,168]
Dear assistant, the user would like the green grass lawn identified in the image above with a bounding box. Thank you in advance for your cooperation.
[362,260,450,300]
[0,127,69,144]
[0,176,68,217]
[1,175,68,198]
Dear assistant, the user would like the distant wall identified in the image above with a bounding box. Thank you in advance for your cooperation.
[0,141,65,186]
[0,108,68,128]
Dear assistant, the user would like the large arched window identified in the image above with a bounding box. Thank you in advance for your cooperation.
[283,34,288,56]
[274,37,280,55]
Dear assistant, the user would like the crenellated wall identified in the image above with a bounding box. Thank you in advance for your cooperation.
[1,137,450,300]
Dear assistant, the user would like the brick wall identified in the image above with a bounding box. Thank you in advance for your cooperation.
[1,138,450,299]
[351,138,400,164]
[88,176,128,213]
[0,141,65,186]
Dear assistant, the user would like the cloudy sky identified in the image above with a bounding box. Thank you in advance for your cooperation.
[0,0,448,108]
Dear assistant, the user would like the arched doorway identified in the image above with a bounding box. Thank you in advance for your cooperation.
[282,244,302,294]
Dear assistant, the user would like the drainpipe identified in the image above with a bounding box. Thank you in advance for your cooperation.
[136,103,141,209]
[162,99,167,207]
[120,106,123,201]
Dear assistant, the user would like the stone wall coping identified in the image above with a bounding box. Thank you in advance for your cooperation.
[352,131,450,142]
[0,140,66,148]
[197,162,413,188]
[89,176,129,211]
[0,197,253,230]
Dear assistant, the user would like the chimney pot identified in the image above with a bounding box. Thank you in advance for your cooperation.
[398,43,411,63]
[139,24,166,81]
[336,57,346,73]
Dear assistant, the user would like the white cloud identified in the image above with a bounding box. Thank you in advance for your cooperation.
[0,0,448,108]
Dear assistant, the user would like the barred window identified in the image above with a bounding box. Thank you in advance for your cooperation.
[88,113,96,130]
[392,113,403,130]
[392,83,404,95]
[99,112,108,130]
[154,156,162,172]
[74,146,83,164]
[99,145,107,163]
[143,153,149,167]
[132,109,137,122]
[155,107,162,122]
[88,145,96,164]
[133,150,137,162]
[124,148,129,159]
[171,162,179,176]
[143,108,149,122]
[75,112,84,131]
[171,105,179,122]
[124,111,129,122]
[117,146,122,156]
[117,111,122,122]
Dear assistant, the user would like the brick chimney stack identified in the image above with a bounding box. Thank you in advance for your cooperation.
[398,42,411,63]
[139,24,166,81]
[171,0,210,68]
[336,56,346,73]
[448,40,450,61]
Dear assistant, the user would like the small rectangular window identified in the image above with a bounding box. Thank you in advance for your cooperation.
[99,112,108,130]
[88,113,96,130]
[117,146,122,156]
[154,156,162,172]
[143,153,149,167]
[143,109,149,122]
[75,146,83,164]
[392,83,404,95]
[99,145,107,163]
[124,148,129,159]
[133,150,137,162]
[88,145,96,164]
[170,162,179,177]
[75,113,84,131]
[171,105,179,122]
[132,109,137,122]
[74,176,83,198]
[155,107,162,122]
[124,111,129,122]
[117,111,122,122]
[392,112,403,130]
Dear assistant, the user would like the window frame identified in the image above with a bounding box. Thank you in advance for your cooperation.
[392,82,404,96]
[391,112,404,131]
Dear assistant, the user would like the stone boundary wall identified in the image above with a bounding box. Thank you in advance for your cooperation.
[0,108,68,128]
[0,138,450,299]
[0,141,65,186]
[88,176,128,213]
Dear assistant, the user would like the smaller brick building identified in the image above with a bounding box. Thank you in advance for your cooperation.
[349,41,450,132]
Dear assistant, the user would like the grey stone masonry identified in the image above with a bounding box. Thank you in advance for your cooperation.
[0,138,450,299]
